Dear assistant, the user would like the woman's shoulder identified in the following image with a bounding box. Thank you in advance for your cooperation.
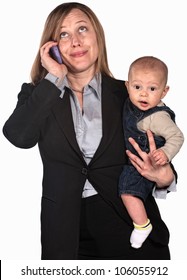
[101,74,128,102]
[21,81,37,90]
[102,74,124,85]
[18,79,53,97]
[16,82,35,99]
[102,74,126,91]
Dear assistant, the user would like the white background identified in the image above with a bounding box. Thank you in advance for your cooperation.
[0,0,186,262]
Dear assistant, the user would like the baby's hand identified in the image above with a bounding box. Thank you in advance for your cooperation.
[151,149,169,166]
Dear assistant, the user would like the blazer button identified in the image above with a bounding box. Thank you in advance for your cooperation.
[81,168,88,175]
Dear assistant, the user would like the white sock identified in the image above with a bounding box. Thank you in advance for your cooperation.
[130,219,153,249]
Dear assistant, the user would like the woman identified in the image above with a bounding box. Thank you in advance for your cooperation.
[2,2,175,260]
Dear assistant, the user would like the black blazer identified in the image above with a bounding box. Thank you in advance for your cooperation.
[3,75,170,259]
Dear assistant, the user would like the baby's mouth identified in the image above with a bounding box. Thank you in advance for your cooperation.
[139,100,148,105]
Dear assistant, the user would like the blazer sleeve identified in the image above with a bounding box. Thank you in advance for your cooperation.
[3,79,61,148]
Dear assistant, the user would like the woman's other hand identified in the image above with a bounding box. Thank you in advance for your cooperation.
[126,129,174,187]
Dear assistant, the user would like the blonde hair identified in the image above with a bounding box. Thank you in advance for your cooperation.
[128,56,168,84]
[30,2,113,85]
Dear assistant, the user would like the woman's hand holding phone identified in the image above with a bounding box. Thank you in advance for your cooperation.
[40,41,67,79]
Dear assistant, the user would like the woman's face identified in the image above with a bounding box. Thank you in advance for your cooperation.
[58,9,99,74]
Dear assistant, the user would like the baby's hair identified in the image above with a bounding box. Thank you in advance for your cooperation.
[128,56,168,83]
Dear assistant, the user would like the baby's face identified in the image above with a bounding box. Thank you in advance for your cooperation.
[126,68,169,111]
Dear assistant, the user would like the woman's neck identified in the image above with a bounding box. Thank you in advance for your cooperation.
[69,86,83,93]
[67,69,95,94]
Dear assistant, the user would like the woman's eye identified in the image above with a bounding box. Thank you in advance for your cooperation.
[79,26,87,33]
[60,32,69,39]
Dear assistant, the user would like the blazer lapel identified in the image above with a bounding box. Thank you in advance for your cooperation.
[52,89,84,159]
[90,76,124,164]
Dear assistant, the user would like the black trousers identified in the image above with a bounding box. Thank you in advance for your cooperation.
[78,194,170,260]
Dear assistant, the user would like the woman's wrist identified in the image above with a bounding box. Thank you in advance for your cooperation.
[155,164,174,188]
[45,73,65,88]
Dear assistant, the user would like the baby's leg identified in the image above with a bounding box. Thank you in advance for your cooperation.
[121,194,152,249]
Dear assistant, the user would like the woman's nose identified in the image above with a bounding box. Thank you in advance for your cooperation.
[71,34,81,47]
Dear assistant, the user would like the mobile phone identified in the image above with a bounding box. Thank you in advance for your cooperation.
[50,45,63,64]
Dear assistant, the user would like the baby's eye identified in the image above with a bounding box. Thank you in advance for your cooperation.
[79,26,87,33]
[133,85,141,90]
[150,87,156,91]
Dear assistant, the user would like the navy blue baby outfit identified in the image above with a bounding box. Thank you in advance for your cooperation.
[118,98,175,201]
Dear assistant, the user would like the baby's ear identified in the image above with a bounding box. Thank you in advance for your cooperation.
[162,85,170,98]
[125,81,129,89]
